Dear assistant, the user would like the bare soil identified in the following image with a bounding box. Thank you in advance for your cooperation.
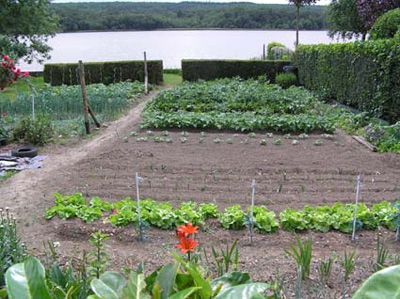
[1,91,399,298]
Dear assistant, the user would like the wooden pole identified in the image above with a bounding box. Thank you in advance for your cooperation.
[78,60,90,134]
[88,106,101,128]
[263,44,266,60]
[144,51,148,95]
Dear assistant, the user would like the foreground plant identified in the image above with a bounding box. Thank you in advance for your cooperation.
[286,238,313,280]
[176,223,199,261]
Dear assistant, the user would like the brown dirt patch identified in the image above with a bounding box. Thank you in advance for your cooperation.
[1,90,399,298]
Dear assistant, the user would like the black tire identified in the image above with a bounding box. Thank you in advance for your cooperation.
[11,146,38,158]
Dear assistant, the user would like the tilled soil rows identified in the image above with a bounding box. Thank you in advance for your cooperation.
[1,92,400,298]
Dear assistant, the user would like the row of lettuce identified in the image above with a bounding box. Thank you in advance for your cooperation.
[45,193,400,234]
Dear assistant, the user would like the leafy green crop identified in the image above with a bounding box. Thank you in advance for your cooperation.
[45,193,400,235]
[219,205,246,230]
[141,78,335,133]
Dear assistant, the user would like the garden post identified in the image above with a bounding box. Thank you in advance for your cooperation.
[78,60,90,134]
[144,51,148,95]
[352,175,361,242]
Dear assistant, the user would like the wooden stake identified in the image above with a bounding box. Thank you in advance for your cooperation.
[78,60,90,134]
[249,179,256,245]
[352,175,361,242]
[263,44,266,60]
[88,106,101,128]
[136,172,144,241]
[144,51,149,95]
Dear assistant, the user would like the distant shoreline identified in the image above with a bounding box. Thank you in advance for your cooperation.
[58,28,328,34]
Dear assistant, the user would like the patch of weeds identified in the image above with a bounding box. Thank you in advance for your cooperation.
[181,131,189,137]
[248,132,257,138]
[136,137,148,142]
[200,131,206,137]
[292,140,299,146]
[180,137,187,143]
[129,131,138,136]
[284,133,292,139]
[146,130,154,136]
[273,139,282,145]
[298,133,309,140]
[314,139,324,146]
[213,138,222,144]
[260,139,267,146]
[0,170,17,182]
[266,133,274,138]
[162,130,169,136]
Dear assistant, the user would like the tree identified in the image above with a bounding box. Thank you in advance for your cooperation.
[0,0,58,63]
[327,0,368,40]
[356,0,400,30]
[289,0,319,47]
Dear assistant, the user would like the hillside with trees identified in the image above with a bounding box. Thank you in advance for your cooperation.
[51,2,327,32]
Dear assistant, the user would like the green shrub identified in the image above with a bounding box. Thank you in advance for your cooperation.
[43,60,163,86]
[275,73,297,89]
[371,9,400,40]
[294,40,400,123]
[181,60,290,82]
[267,42,292,60]
[13,115,53,145]
[267,42,285,59]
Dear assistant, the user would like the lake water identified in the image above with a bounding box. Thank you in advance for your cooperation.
[20,30,336,71]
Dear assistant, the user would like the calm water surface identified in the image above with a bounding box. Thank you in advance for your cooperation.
[20,30,336,71]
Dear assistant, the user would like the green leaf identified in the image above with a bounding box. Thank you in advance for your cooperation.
[183,263,212,299]
[0,289,8,299]
[156,263,178,299]
[122,272,150,299]
[353,265,400,299]
[168,287,201,299]
[215,282,271,299]
[91,272,126,299]
[211,272,251,292]
[5,257,52,299]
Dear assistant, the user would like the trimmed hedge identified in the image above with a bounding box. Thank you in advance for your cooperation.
[181,59,290,82]
[294,40,400,123]
[43,60,163,86]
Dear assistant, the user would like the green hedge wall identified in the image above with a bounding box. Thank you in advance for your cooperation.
[43,60,163,86]
[181,60,291,82]
[294,40,400,123]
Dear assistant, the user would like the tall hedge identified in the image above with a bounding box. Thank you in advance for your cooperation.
[181,60,291,82]
[43,60,163,86]
[294,40,400,123]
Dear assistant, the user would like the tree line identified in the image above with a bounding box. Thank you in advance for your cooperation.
[51,2,327,32]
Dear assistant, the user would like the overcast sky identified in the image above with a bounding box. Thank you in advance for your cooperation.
[52,0,331,5]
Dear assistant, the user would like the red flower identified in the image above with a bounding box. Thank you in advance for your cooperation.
[22,72,29,78]
[176,237,198,254]
[177,223,198,237]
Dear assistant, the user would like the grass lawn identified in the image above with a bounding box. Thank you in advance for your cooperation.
[163,73,182,87]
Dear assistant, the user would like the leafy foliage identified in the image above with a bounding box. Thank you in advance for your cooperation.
[142,78,335,133]
[295,39,400,123]
[275,73,298,89]
[356,0,400,29]
[0,0,58,63]
[327,0,367,40]
[46,194,400,236]
[371,8,400,39]
[12,115,53,145]
[52,2,327,32]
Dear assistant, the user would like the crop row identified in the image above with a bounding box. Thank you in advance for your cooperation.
[141,78,335,133]
[45,193,400,234]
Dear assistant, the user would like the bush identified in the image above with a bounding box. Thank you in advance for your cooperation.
[13,115,53,145]
[371,8,400,40]
[267,42,292,60]
[181,60,290,82]
[294,40,400,123]
[43,60,163,86]
[275,73,298,89]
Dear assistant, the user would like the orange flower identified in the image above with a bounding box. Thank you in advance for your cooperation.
[177,223,198,237]
[176,237,198,254]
